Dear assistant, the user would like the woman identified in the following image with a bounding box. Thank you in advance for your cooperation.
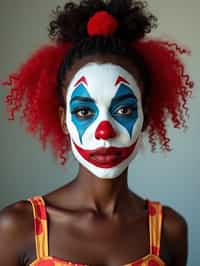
[0,0,193,265]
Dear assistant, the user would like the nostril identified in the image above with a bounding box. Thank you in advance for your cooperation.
[95,121,117,140]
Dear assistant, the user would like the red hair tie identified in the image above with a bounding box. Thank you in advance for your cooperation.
[87,11,119,37]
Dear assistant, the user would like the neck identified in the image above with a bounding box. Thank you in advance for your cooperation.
[73,165,131,217]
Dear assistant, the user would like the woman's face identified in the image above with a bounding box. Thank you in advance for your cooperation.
[63,57,144,179]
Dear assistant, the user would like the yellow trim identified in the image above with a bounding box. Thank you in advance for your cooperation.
[39,196,49,257]
[28,196,49,259]
[149,201,162,255]
[28,198,40,259]
[30,254,166,266]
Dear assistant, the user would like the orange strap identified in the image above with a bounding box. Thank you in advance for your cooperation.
[28,196,162,260]
[148,201,163,256]
[28,196,49,259]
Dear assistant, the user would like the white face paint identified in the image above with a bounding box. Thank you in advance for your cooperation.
[66,63,144,179]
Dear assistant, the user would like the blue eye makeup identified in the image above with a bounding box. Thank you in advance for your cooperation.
[70,83,99,143]
[71,104,97,120]
[113,104,137,116]
[71,107,94,119]
[69,79,139,143]
[110,98,137,115]
[109,83,138,138]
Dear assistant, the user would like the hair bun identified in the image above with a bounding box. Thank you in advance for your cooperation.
[87,11,119,37]
[49,0,157,43]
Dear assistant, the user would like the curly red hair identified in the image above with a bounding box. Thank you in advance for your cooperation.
[2,43,72,165]
[2,39,193,165]
[133,39,193,152]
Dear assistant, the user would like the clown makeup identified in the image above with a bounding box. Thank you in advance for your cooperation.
[66,63,144,179]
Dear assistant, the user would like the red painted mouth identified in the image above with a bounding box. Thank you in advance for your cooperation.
[73,140,138,168]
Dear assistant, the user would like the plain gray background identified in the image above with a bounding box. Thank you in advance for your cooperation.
[0,1,200,265]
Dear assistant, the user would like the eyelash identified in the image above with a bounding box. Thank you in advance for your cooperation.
[71,107,94,119]
[71,105,137,119]
[113,105,137,116]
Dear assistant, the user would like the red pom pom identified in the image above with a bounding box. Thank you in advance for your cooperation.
[87,11,118,37]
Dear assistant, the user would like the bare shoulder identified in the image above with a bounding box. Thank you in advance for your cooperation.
[0,200,34,262]
[162,205,188,241]
[162,205,188,265]
[0,200,33,236]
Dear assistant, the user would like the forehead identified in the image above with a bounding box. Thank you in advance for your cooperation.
[67,63,141,102]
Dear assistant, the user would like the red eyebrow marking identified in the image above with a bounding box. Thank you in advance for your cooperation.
[115,76,130,86]
[74,76,88,87]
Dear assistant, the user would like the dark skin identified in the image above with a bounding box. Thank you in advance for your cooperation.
[0,54,188,266]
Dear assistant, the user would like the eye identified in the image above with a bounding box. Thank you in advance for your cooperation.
[72,107,94,119]
[114,106,137,116]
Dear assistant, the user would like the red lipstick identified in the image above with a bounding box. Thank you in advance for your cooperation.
[73,141,138,168]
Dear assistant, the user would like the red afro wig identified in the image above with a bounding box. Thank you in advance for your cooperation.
[2,43,72,165]
[2,39,193,165]
[132,39,193,152]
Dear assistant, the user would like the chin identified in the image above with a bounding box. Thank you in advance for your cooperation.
[71,138,141,179]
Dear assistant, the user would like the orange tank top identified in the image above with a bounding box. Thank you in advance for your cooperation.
[28,196,166,266]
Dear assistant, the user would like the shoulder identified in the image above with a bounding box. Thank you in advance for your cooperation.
[0,200,34,245]
[0,200,35,265]
[162,205,188,242]
[162,205,188,264]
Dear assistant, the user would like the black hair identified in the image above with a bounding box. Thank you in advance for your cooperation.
[48,0,157,107]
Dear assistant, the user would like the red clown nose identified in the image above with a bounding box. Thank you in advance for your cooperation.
[95,121,117,140]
